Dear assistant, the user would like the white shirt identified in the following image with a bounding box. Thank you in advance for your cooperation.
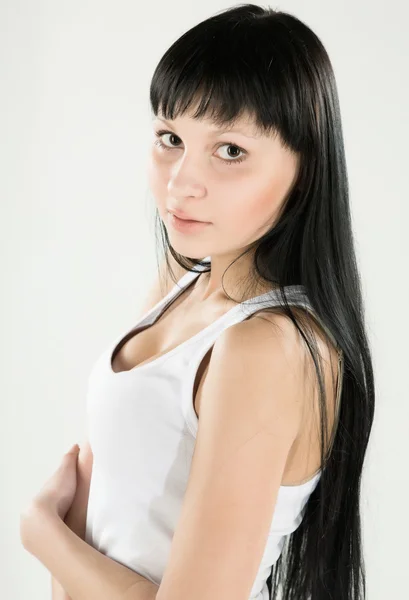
[85,256,321,599]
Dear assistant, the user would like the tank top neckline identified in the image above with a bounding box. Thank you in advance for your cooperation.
[107,264,307,378]
[103,263,322,489]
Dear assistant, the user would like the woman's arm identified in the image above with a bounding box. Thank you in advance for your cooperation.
[38,440,158,600]
[28,504,159,600]
[51,440,93,599]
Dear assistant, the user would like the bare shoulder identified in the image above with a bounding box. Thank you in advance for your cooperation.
[204,305,340,443]
[246,305,340,370]
[200,309,309,442]
[229,306,341,455]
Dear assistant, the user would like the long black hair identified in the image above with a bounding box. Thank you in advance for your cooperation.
[148,4,375,599]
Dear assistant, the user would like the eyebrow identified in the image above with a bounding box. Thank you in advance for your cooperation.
[153,117,261,139]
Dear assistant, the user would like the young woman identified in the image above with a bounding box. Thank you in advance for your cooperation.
[21,4,375,600]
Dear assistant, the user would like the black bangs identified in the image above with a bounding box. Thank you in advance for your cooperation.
[149,5,325,154]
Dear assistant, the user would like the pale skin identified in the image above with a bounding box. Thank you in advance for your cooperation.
[22,108,340,600]
[147,107,300,300]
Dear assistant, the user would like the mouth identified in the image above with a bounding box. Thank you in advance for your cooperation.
[167,211,212,233]
[168,210,210,224]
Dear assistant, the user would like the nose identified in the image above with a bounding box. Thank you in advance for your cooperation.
[167,154,206,199]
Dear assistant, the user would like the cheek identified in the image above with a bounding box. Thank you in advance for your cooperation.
[221,176,282,236]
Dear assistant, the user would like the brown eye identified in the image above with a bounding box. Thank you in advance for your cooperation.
[153,130,247,166]
[153,130,182,152]
[216,143,247,165]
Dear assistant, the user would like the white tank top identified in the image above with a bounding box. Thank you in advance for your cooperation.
[84,257,322,600]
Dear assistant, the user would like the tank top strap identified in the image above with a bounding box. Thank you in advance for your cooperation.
[166,258,211,298]
[167,257,341,354]
[199,283,317,338]
[131,260,210,330]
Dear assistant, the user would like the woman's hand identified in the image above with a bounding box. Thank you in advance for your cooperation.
[20,444,80,554]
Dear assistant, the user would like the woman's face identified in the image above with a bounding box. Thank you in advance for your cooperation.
[146,110,299,257]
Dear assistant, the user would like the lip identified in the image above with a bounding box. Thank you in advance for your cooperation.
[168,211,211,233]
[168,209,210,223]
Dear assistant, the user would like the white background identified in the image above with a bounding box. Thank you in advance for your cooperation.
[1,1,408,598]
